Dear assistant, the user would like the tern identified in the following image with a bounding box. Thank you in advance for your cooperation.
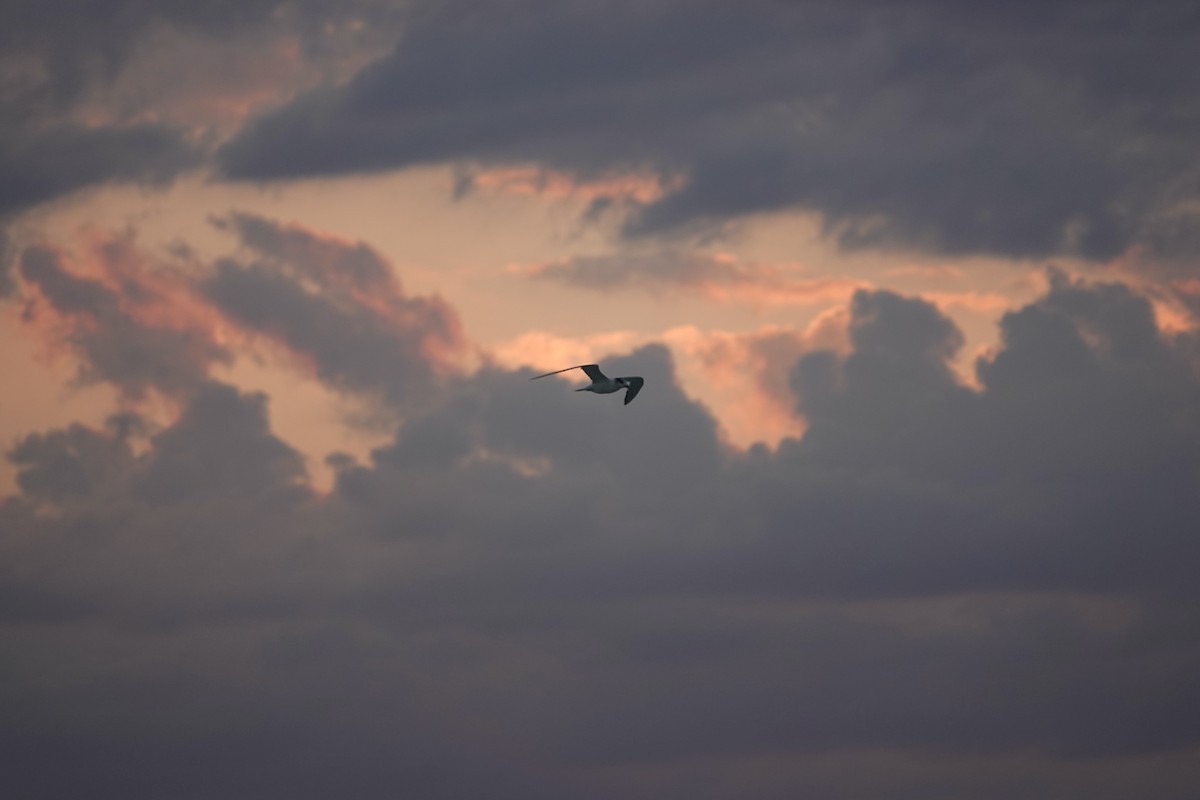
[530,364,645,405]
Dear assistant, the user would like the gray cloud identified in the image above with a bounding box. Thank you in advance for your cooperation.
[0,1,403,223]
[17,244,230,399]
[0,0,394,115]
[5,266,1200,797]
[0,0,240,219]
[527,250,749,291]
[0,228,13,296]
[133,381,311,506]
[524,249,862,308]
[219,0,1200,263]
[6,214,468,438]
[217,210,395,292]
[0,123,197,220]
[203,212,467,409]
[7,416,139,506]
[4,3,1199,791]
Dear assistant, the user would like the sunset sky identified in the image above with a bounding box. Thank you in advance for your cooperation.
[4,2,1200,798]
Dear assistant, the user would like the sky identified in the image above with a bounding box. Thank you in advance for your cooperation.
[3,1,1200,798]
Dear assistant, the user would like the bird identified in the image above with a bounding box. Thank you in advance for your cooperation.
[530,363,645,405]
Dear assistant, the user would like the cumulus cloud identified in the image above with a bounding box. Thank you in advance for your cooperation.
[4,266,1200,797]
[220,0,1200,264]
[490,317,847,448]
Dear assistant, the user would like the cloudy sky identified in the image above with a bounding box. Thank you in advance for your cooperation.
[3,1,1200,797]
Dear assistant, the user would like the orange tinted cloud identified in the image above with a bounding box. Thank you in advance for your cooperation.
[490,309,858,449]
[919,290,1020,316]
[661,313,855,448]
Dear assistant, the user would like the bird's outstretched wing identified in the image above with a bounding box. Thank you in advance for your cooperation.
[622,377,644,405]
[529,364,607,381]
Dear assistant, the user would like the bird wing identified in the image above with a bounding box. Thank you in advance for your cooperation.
[580,364,608,382]
[530,364,605,381]
[622,377,644,405]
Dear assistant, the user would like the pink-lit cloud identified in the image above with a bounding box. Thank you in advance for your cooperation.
[14,234,231,402]
[8,214,471,420]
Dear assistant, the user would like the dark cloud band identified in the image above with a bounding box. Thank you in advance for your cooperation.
[220,0,1200,262]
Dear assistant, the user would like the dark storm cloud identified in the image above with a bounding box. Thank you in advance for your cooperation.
[4,267,1200,796]
[220,0,1200,262]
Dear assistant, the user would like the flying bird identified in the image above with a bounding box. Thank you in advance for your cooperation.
[530,364,645,405]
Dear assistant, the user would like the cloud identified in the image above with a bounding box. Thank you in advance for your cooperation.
[15,241,230,399]
[6,214,469,427]
[0,1,403,223]
[203,212,469,409]
[0,1,238,218]
[219,0,1200,264]
[132,381,311,505]
[7,415,140,505]
[217,210,396,293]
[459,163,678,206]
[489,318,846,448]
[0,122,198,220]
[4,3,1200,794]
[0,227,13,296]
[5,264,1200,796]
[660,321,843,446]
[521,249,866,306]
[0,1,391,114]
